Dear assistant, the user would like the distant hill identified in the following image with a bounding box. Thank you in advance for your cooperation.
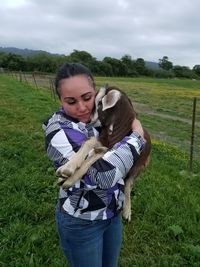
[0,47,62,57]
[145,61,160,69]
[0,46,159,69]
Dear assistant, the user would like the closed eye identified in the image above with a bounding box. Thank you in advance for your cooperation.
[65,99,76,105]
[83,95,92,101]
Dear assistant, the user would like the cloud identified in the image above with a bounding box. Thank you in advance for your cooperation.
[0,0,200,67]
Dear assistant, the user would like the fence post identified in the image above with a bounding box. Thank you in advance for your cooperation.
[32,72,38,89]
[19,71,22,82]
[189,97,197,172]
[50,78,56,101]
[23,72,28,83]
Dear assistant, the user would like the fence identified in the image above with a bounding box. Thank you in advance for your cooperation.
[6,70,57,101]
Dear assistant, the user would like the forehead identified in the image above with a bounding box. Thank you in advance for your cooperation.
[59,75,95,97]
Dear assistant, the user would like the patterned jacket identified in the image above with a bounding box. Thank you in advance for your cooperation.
[43,108,145,221]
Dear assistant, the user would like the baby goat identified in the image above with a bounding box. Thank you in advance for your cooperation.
[56,86,151,221]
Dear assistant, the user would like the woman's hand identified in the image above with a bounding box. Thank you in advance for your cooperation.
[132,119,145,139]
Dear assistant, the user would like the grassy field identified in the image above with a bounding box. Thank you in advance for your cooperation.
[0,75,200,267]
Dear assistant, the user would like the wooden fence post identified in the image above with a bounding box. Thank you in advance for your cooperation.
[189,97,197,172]
[23,72,28,83]
[19,71,22,82]
[49,78,56,101]
[32,72,38,89]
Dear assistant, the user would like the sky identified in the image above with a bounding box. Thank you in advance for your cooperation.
[0,0,200,68]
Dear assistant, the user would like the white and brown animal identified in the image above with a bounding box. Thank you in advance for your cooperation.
[56,86,151,221]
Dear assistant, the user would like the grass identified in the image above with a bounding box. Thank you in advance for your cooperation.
[121,142,200,266]
[0,75,200,266]
[95,77,200,121]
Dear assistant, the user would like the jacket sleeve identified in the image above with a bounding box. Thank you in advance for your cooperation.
[43,116,75,168]
[43,116,145,189]
[87,131,145,189]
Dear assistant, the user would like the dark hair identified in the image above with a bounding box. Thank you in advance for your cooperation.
[55,62,95,97]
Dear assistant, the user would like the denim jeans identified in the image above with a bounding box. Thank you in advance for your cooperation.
[55,205,122,267]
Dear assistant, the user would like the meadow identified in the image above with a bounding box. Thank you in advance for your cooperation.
[0,74,200,267]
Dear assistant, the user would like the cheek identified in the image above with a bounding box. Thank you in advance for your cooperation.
[89,97,95,110]
[62,103,76,116]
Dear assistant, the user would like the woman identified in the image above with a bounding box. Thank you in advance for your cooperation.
[43,63,145,267]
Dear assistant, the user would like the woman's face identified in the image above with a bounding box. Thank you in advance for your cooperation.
[59,75,96,123]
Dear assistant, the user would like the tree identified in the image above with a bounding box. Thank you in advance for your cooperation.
[0,53,26,71]
[103,57,126,76]
[27,52,58,72]
[173,65,195,78]
[121,55,138,76]
[135,58,147,75]
[67,50,99,74]
[193,65,200,76]
[159,56,173,70]
[93,61,113,76]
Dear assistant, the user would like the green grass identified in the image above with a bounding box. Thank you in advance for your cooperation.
[95,77,200,121]
[0,75,200,266]
[121,142,200,266]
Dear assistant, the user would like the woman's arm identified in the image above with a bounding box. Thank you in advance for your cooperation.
[43,114,145,189]
[43,113,76,168]
[87,131,145,189]
[85,118,146,189]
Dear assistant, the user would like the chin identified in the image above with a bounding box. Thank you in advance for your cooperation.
[80,118,90,123]
[78,115,90,123]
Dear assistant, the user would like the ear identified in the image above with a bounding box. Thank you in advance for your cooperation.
[102,90,121,111]
[95,86,106,106]
[90,86,106,123]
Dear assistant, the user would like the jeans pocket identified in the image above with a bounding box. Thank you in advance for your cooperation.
[59,210,93,231]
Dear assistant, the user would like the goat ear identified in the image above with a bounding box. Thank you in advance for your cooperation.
[90,87,107,123]
[95,87,106,105]
[102,90,121,111]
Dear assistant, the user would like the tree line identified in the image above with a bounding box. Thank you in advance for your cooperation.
[0,50,200,79]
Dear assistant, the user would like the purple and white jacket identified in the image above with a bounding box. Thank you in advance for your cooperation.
[43,108,145,221]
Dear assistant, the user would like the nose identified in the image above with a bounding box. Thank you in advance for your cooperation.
[77,101,87,112]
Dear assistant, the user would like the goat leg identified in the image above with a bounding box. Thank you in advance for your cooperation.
[56,137,100,179]
[57,177,67,186]
[122,176,135,222]
[62,152,105,190]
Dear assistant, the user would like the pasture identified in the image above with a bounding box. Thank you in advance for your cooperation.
[0,74,200,266]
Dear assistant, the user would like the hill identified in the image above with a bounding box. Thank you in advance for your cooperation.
[0,46,62,57]
[145,60,160,69]
[0,46,160,69]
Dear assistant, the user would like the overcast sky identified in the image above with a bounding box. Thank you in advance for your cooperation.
[0,0,200,68]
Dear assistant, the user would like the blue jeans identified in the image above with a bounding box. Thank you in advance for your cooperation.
[55,205,122,267]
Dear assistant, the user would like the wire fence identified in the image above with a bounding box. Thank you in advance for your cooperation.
[6,70,58,101]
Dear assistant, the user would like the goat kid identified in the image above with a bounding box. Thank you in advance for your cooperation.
[56,86,151,221]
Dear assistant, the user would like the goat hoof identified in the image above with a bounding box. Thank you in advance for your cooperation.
[122,209,132,222]
[62,180,73,191]
[57,177,66,186]
[56,166,74,178]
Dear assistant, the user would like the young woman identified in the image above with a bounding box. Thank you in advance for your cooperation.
[43,63,146,267]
